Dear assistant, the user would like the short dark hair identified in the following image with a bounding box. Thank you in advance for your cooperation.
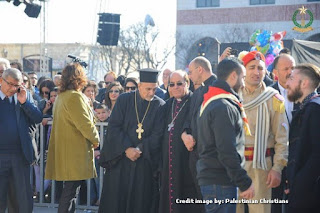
[95,103,109,111]
[116,75,126,87]
[295,63,320,89]
[28,71,37,75]
[217,57,243,81]
[10,61,23,71]
[125,77,139,88]
[279,47,291,55]
[82,80,99,95]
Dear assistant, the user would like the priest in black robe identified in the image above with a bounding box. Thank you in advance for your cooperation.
[159,70,202,213]
[98,68,165,213]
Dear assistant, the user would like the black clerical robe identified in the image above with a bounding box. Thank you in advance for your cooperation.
[98,91,165,213]
[159,93,202,213]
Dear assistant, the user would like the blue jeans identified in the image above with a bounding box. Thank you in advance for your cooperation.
[200,184,237,213]
[90,157,100,204]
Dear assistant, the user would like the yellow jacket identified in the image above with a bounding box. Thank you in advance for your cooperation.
[45,90,100,181]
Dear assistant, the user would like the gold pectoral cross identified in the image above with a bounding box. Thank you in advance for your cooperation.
[136,123,144,140]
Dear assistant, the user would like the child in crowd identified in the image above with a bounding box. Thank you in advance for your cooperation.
[95,103,110,122]
[91,104,110,205]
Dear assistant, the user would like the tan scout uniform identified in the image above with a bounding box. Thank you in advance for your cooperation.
[237,83,288,213]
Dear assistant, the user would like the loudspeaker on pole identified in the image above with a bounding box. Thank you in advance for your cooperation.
[97,13,121,46]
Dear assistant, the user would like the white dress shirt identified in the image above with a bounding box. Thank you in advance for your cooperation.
[278,82,293,123]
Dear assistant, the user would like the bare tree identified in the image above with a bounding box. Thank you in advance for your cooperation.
[175,32,203,69]
[220,25,251,43]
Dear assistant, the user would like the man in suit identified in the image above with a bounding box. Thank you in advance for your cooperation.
[272,54,296,123]
[0,68,42,213]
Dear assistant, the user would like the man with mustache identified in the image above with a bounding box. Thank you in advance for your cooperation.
[237,51,288,213]
[272,54,296,123]
[285,63,320,213]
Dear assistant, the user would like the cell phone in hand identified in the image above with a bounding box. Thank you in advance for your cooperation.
[17,88,21,93]
[230,49,238,56]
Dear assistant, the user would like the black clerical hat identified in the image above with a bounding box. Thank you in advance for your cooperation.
[138,68,160,83]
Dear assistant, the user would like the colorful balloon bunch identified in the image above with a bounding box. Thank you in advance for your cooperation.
[249,30,286,66]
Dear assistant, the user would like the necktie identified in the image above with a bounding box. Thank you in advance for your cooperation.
[4,97,10,103]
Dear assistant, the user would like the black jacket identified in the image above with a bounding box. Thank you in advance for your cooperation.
[288,97,320,208]
[196,80,252,191]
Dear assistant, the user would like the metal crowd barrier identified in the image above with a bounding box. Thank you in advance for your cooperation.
[32,121,108,212]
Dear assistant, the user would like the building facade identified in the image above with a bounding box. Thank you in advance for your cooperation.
[176,0,320,69]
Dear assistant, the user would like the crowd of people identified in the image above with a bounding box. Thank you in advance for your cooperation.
[0,46,319,213]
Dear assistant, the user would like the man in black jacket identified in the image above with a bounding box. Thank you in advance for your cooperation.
[286,63,320,213]
[197,58,254,213]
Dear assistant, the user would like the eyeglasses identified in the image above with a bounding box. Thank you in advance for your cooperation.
[169,82,184,87]
[125,86,136,91]
[2,78,21,89]
[109,90,120,94]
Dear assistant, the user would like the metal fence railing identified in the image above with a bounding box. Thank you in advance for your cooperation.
[32,122,108,211]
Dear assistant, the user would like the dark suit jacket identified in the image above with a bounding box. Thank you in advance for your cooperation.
[264,74,274,86]
[16,92,43,164]
[96,88,107,103]
[271,81,280,92]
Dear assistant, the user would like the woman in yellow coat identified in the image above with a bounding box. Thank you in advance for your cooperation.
[45,63,100,213]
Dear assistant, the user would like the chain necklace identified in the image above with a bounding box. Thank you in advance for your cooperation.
[135,91,151,140]
[168,98,188,131]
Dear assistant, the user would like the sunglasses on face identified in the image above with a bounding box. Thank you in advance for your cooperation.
[23,79,28,83]
[105,81,112,85]
[42,91,50,95]
[169,82,184,87]
[109,90,120,94]
[125,86,136,91]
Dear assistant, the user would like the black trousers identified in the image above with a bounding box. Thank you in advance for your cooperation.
[58,180,82,213]
[0,154,33,213]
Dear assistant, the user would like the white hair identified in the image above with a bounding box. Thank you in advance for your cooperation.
[2,68,22,81]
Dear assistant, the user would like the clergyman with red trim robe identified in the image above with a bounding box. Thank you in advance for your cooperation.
[196,58,254,213]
